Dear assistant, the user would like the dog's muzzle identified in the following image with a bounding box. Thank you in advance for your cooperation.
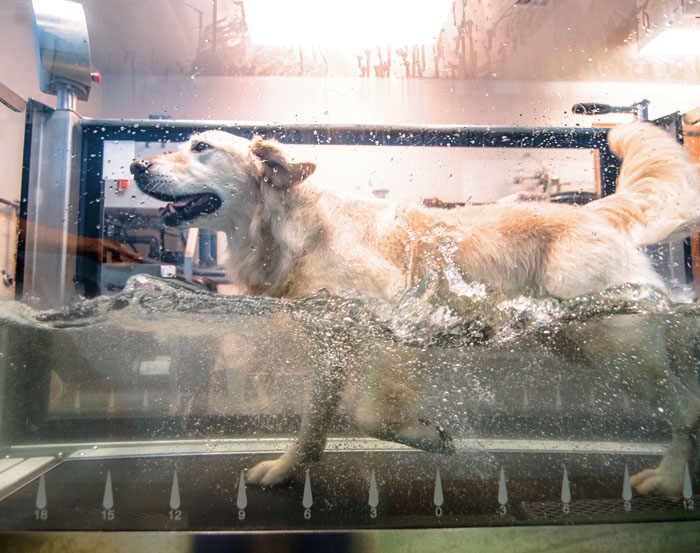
[130,158,155,193]
[130,158,152,176]
[129,159,223,227]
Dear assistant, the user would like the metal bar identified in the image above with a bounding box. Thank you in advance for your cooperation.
[0,82,26,113]
[75,121,105,298]
[0,198,18,209]
[0,458,24,474]
[13,102,50,301]
[22,437,664,461]
[599,146,622,197]
[55,84,78,112]
[0,456,56,499]
[80,119,611,149]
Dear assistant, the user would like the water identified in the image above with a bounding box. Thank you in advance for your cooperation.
[1,273,699,445]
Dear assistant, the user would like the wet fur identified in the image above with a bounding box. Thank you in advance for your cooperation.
[132,123,700,494]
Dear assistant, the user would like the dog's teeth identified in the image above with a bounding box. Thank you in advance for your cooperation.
[169,204,176,214]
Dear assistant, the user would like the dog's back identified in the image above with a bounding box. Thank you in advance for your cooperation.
[439,123,700,298]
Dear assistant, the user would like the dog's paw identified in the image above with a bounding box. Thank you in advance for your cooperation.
[431,420,456,455]
[246,455,297,487]
[629,467,683,496]
[392,418,456,454]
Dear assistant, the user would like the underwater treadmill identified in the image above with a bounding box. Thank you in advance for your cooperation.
[1,112,698,534]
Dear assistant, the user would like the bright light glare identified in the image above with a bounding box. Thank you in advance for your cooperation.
[639,26,700,57]
[242,0,453,47]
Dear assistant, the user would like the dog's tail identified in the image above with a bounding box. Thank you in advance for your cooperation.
[587,122,700,246]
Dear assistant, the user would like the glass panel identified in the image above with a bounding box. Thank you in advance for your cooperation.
[0,0,699,540]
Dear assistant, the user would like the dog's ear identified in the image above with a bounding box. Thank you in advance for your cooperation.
[250,137,316,190]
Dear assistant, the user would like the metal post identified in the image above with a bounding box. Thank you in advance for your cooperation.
[21,0,94,307]
[55,84,78,112]
[21,101,82,308]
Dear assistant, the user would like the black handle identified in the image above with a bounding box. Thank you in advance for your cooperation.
[572,103,612,115]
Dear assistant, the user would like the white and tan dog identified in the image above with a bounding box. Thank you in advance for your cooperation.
[132,123,700,494]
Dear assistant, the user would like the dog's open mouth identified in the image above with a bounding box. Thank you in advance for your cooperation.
[158,193,222,226]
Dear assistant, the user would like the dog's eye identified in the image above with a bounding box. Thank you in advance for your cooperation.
[192,141,212,153]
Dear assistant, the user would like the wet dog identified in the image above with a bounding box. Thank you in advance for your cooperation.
[132,123,700,494]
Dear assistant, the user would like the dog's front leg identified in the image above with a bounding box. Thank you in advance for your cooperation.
[246,334,349,487]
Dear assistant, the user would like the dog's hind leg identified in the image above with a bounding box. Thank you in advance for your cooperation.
[392,418,455,454]
[356,395,455,454]
[355,349,455,454]
[564,313,700,496]
[629,318,700,496]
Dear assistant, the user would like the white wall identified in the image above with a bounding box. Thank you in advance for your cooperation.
[98,74,700,127]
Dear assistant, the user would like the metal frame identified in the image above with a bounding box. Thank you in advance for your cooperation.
[76,119,622,298]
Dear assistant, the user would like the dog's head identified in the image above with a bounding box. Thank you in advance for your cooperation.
[130,130,316,230]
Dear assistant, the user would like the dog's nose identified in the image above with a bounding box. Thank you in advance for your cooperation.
[130,159,152,176]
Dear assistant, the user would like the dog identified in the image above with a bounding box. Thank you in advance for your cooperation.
[131,123,700,494]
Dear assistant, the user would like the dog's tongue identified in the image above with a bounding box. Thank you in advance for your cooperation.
[158,195,199,217]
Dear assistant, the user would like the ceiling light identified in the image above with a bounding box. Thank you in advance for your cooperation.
[242,0,452,47]
[638,24,700,57]
[636,1,700,58]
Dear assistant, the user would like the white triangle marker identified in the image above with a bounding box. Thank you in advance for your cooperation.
[498,467,508,506]
[622,465,632,502]
[683,462,694,500]
[108,389,115,413]
[236,471,247,510]
[35,474,47,510]
[169,471,181,510]
[302,470,313,509]
[170,390,181,415]
[368,470,379,509]
[102,471,114,510]
[561,466,571,504]
[433,469,444,507]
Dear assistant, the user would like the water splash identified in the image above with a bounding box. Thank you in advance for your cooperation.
[8,273,694,350]
[2,272,697,449]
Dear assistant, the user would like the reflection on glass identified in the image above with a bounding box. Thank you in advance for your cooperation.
[0,0,699,539]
